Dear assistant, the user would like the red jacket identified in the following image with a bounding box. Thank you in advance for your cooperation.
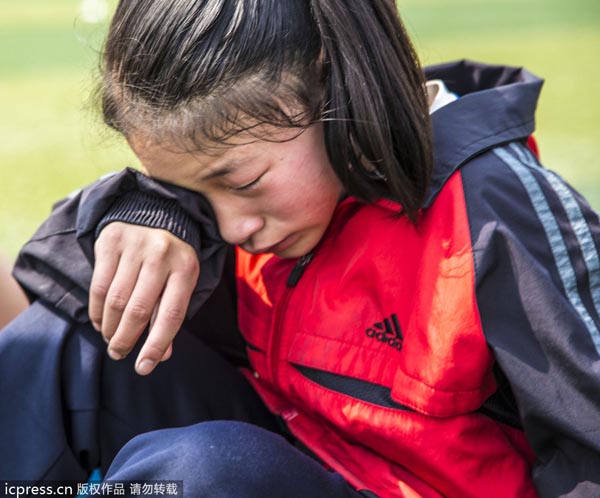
[229,62,600,497]
[236,175,537,497]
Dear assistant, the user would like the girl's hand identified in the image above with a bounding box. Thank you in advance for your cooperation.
[89,222,200,375]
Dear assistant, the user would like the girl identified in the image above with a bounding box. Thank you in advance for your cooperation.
[3,0,600,497]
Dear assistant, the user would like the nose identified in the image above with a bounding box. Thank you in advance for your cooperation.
[214,206,265,246]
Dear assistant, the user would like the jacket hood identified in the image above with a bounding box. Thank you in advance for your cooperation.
[422,60,544,207]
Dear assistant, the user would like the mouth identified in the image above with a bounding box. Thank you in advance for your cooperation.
[253,233,299,255]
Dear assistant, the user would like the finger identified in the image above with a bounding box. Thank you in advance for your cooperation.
[107,262,170,360]
[148,298,160,332]
[89,240,121,332]
[134,271,195,375]
[161,344,173,362]
[148,302,172,361]
[101,255,143,344]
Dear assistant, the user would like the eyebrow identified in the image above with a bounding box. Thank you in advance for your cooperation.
[200,165,235,181]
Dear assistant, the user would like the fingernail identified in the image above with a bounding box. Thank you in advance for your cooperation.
[107,348,124,361]
[92,321,102,332]
[136,359,155,376]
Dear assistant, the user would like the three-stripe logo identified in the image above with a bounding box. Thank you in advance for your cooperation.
[366,314,404,351]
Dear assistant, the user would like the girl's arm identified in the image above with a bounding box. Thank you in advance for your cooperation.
[464,143,600,496]
[13,168,229,375]
[86,180,231,375]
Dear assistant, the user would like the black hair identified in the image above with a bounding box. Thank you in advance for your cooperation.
[101,0,432,221]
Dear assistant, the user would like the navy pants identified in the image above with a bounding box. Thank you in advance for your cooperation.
[106,422,361,497]
[0,302,362,497]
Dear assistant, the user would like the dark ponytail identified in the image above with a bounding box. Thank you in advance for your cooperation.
[310,0,432,221]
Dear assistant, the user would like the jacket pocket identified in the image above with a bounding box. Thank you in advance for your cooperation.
[291,363,415,412]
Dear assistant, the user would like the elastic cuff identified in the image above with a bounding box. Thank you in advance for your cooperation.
[95,191,201,250]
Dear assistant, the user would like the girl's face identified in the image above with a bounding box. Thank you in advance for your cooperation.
[128,124,344,258]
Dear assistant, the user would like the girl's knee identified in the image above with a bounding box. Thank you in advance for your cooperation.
[106,421,288,493]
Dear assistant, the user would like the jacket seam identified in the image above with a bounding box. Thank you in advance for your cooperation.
[28,228,77,243]
[55,285,85,308]
[455,120,534,158]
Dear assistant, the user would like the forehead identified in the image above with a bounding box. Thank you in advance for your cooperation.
[127,126,306,177]
[129,135,226,175]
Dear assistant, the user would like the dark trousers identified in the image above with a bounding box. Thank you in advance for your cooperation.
[0,301,362,497]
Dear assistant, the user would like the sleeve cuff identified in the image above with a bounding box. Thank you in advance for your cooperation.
[95,190,202,251]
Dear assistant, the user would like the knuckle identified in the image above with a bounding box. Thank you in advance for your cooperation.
[90,282,109,299]
[163,305,185,324]
[179,252,200,274]
[143,341,169,361]
[108,339,132,357]
[151,238,171,259]
[107,294,128,313]
[99,224,124,246]
[126,300,153,322]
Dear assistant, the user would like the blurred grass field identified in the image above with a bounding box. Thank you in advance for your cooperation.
[0,0,599,259]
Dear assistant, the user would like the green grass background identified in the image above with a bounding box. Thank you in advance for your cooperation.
[1,0,599,258]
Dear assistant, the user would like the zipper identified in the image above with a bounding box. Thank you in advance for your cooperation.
[286,252,314,286]
[268,252,314,385]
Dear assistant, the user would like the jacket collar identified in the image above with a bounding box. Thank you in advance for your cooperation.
[422,60,544,207]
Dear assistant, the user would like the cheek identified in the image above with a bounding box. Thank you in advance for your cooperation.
[268,168,341,225]
[305,160,344,214]
[262,188,307,220]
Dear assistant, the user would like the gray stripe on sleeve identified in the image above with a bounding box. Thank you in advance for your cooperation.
[510,143,600,325]
[493,146,600,355]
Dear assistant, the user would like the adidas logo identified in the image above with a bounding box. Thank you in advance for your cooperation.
[366,314,404,351]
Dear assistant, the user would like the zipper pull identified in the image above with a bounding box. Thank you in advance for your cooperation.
[286,252,314,287]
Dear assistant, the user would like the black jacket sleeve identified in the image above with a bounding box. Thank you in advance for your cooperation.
[463,143,600,497]
[13,168,227,323]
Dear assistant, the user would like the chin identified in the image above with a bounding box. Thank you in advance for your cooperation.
[274,248,302,259]
[274,238,316,259]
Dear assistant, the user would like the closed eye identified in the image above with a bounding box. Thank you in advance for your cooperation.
[232,173,265,192]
